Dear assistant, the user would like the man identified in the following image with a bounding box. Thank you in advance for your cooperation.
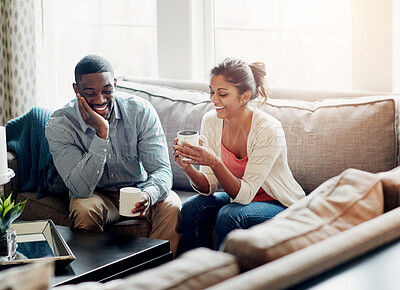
[45,55,181,255]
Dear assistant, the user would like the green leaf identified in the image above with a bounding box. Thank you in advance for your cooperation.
[2,202,13,219]
[3,201,14,219]
[0,224,7,236]
[0,194,27,235]
[2,206,19,228]
[3,194,11,209]
[17,200,27,214]
[0,193,5,203]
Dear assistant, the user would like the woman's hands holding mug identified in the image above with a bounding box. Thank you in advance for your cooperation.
[173,138,219,169]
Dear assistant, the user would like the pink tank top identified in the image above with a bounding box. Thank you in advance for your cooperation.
[221,143,274,202]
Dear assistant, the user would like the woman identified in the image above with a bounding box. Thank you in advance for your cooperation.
[173,58,305,253]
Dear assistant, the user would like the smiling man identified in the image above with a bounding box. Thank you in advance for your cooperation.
[45,55,181,255]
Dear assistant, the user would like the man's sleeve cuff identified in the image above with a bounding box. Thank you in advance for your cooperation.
[142,186,158,207]
[89,135,109,158]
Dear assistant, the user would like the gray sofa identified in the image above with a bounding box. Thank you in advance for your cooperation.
[5,77,400,289]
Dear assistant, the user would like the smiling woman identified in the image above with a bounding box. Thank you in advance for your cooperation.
[175,58,305,253]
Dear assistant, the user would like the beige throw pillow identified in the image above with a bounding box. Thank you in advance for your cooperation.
[0,260,54,290]
[377,166,400,212]
[55,248,239,290]
[222,168,384,270]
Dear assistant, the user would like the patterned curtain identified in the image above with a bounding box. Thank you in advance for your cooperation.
[0,0,43,125]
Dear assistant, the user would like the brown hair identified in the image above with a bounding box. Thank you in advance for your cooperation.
[211,58,269,106]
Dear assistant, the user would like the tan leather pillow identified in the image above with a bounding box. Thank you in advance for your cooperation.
[222,168,384,270]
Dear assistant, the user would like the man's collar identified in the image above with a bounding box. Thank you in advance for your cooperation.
[113,98,121,120]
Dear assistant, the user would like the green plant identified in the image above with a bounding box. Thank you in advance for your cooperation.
[0,193,26,236]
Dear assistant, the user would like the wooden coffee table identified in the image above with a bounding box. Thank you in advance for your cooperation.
[53,226,172,286]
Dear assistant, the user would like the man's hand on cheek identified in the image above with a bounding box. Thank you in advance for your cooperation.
[77,93,109,140]
[132,192,150,217]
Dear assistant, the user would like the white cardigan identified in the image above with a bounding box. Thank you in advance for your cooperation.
[193,108,305,207]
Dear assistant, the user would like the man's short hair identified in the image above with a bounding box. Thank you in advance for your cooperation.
[74,54,114,82]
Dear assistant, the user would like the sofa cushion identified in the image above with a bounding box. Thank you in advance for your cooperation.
[0,260,53,290]
[255,96,399,194]
[17,192,71,226]
[117,80,214,191]
[212,207,400,290]
[222,168,384,270]
[117,78,399,194]
[377,166,400,212]
[56,248,239,290]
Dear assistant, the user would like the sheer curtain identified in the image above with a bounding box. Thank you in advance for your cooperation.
[0,0,44,125]
[39,0,158,110]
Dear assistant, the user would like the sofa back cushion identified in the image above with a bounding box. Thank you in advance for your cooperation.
[254,96,399,194]
[117,79,399,193]
[221,168,384,270]
[117,80,213,190]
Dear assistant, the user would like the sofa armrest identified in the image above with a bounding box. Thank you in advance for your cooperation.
[209,207,400,290]
[4,151,21,199]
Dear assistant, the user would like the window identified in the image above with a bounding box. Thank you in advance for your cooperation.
[207,0,394,92]
[42,0,157,109]
[210,0,352,90]
[40,0,397,110]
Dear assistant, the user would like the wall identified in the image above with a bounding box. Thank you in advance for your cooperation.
[352,0,392,91]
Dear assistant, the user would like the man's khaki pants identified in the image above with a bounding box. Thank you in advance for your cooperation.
[69,190,182,256]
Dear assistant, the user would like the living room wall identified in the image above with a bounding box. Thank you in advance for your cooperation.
[1,0,399,124]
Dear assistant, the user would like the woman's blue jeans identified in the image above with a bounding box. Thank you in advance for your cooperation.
[180,192,286,253]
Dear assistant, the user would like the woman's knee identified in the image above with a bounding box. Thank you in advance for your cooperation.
[215,204,241,230]
[182,195,210,216]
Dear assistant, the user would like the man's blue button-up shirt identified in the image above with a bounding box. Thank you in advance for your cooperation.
[45,92,172,206]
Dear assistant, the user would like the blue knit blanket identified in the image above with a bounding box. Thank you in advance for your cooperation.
[6,107,56,195]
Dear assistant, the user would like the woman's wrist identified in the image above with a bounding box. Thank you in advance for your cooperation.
[209,156,223,171]
[183,164,195,174]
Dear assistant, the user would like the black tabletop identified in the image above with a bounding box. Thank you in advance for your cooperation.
[53,226,171,286]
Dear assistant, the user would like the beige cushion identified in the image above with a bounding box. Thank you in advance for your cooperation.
[117,78,399,195]
[377,166,400,212]
[257,96,399,194]
[222,168,384,270]
[0,260,54,290]
[211,207,400,290]
[56,248,239,290]
[116,80,214,191]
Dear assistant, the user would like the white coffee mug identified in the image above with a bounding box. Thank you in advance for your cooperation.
[119,187,141,217]
[177,130,207,161]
